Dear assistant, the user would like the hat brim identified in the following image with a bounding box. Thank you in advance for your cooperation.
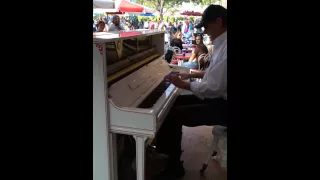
[195,21,204,28]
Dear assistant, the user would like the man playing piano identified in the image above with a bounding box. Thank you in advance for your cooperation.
[154,5,227,179]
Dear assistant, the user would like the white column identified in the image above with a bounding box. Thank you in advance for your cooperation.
[93,43,111,180]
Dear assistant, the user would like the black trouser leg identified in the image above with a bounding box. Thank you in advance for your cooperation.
[155,95,227,163]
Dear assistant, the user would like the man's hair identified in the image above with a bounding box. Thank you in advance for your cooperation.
[196,5,227,28]
[113,15,120,20]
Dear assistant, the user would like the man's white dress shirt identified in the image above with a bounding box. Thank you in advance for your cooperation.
[190,31,227,100]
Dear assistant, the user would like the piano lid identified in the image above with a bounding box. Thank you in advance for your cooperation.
[93,29,165,43]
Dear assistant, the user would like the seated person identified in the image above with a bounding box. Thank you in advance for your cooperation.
[97,21,107,32]
[170,32,183,51]
[93,20,97,32]
[181,44,208,69]
[192,34,204,45]
[109,15,124,31]
[207,37,214,55]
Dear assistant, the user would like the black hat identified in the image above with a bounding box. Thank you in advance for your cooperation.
[195,5,227,28]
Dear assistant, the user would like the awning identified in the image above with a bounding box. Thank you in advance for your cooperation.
[93,0,115,9]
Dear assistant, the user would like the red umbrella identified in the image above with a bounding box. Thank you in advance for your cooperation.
[180,11,202,16]
[105,0,144,14]
[119,0,143,12]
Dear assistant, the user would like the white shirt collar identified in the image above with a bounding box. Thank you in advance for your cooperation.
[213,31,227,47]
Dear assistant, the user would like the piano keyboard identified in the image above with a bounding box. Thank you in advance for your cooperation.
[138,72,179,109]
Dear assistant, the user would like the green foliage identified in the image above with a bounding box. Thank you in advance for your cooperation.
[177,17,184,21]
[189,17,194,23]
[169,16,175,23]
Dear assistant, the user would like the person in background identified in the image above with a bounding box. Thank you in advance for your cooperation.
[138,20,144,29]
[154,20,159,29]
[128,22,135,30]
[154,5,227,179]
[144,19,149,29]
[184,21,189,33]
[207,37,214,55]
[173,22,178,33]
[177,22,182,32]
[158,20,166,31]
[181,44,208,69]
[93,20,97,32]
[109,15,124,31]
[97,21,107,32]
[170,32,183,50]
[194,34,204,45]
[188,21,193,33]
[150,20,155,30]
[167,22,175,43]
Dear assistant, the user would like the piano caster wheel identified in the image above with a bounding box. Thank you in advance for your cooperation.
[199,164,208,174]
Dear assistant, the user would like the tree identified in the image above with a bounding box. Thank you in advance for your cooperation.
[138,0,185,19]
[137,0,220,19]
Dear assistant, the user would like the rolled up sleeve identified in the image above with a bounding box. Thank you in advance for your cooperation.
[190,57,227,99]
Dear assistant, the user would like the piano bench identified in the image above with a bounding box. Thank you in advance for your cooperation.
[200,126,227,174]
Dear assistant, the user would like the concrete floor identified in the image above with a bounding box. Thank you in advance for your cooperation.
[180,126,227,180]
[143,126,227,180]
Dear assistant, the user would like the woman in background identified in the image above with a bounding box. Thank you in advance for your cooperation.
[97,21,107,32]
[181,44,208,69]
[170,32,183,50]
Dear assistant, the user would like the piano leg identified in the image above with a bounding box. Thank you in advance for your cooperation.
[109,133,118,180]
[133,136,147,180]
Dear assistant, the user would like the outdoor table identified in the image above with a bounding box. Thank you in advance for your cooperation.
[174,53,192,60]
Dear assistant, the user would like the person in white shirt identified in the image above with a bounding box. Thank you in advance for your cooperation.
[154,5,227,179]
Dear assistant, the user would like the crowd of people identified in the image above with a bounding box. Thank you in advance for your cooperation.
[93,15,130,32]
[92,14,203,35]
[166,24,213,70]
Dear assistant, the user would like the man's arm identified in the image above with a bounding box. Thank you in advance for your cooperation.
[189,57,227,99]
[189,71,206,79]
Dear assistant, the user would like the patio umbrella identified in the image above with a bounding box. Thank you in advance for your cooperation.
[103,0,155,14]
[180,11,202,16]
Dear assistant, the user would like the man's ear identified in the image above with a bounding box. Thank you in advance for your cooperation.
[216,17,223,26]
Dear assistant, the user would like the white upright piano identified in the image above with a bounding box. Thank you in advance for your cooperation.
[93,30,189,180]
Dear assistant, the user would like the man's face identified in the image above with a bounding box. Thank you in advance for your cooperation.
[113,17,120,26]
[203,17,223,40]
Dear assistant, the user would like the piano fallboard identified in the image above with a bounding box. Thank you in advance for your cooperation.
[108,58,189,137]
